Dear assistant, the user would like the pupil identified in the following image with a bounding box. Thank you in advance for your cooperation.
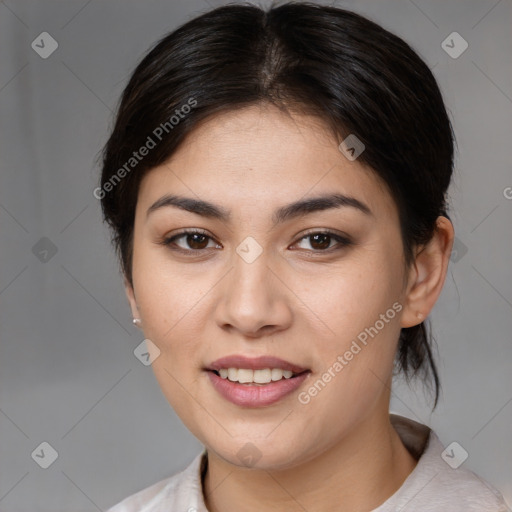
[188,234,208,249]
[311,233,330,250]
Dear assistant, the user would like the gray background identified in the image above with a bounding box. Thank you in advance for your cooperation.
[1,0,511,510]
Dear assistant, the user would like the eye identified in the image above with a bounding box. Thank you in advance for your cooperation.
[158,229,220,254]
[292,230,353,253]
[157,229,353,255]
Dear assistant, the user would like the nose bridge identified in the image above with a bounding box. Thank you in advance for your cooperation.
[217,236,288,334]
[231,236,273,308]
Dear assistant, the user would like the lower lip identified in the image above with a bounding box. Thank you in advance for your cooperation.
[206,370,310,407]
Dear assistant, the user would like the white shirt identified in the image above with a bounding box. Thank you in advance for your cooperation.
[106,414,510,511]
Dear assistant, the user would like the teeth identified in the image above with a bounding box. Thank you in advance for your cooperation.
[254,369,272,383]
[218,368,295,384]
[272,368,287,381]
[238,369,253,383]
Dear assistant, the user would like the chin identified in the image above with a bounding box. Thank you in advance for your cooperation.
[207,435,312,471]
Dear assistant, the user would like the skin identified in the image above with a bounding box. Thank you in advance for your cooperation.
[125,102,454,512]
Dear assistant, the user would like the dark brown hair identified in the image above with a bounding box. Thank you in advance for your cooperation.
[98,2,456,410]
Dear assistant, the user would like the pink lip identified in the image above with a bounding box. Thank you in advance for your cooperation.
[206,370,310,407]
[206,354,309,373]
[205,355,311,407]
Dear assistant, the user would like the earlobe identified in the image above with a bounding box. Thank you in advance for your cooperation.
[124,276,140,320]
[400,258,426,328]
[400,216,454,329]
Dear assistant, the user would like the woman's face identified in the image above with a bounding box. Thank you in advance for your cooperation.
[126,103,417,469]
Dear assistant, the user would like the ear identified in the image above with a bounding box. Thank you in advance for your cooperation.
[124,275,141,320]
[400,216,454,328]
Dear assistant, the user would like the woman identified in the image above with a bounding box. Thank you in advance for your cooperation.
[99,2,509,511]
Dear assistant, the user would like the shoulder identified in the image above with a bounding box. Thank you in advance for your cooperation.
[421,449,510,511]
[105,450,207,512]
[381,416,510,511]
[421,434,509,510]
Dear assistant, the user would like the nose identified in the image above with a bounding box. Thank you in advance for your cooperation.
[214,247,292,338]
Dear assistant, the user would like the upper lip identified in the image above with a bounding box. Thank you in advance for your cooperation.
[206,355,309,374]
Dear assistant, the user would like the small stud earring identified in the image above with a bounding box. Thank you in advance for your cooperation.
[417,312,424,320]
[133,318,142,326]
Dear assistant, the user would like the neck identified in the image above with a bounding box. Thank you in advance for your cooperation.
[203,412,418,512]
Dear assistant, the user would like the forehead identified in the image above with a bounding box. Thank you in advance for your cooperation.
[137,104,397,222]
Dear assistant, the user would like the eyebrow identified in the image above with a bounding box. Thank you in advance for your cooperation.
[146,192,373,226]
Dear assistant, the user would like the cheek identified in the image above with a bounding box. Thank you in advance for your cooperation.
[305,261,399,337]
[297,311,401,438]
[303,265,402,394]
[132,246,206,342]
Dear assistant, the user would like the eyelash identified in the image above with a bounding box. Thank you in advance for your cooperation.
[157,229,353,256]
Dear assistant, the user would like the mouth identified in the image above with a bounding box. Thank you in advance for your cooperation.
[208,367,310,385]
[204,355,311,407]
